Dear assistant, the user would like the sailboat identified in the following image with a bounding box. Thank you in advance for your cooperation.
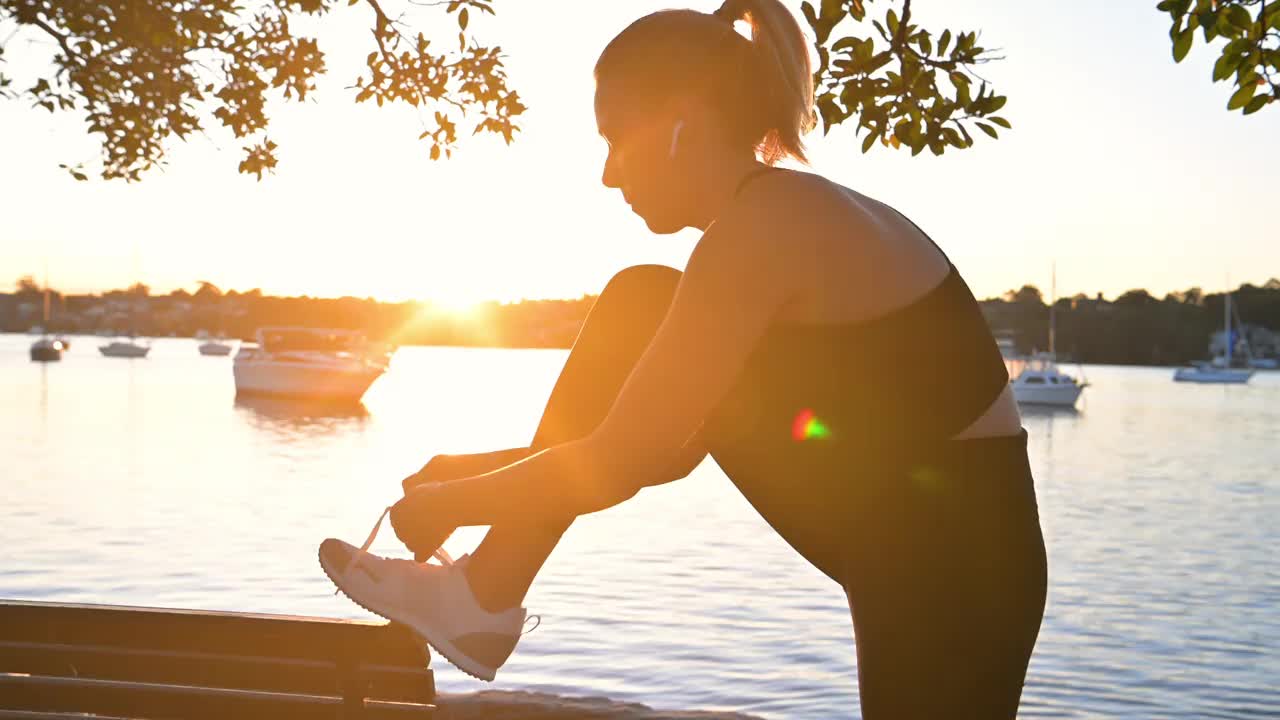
[197,330,234,356]
[1173,289,1253,384]
[100,260,150,358]
[1010,264,1087,408]
[29,271,63,363]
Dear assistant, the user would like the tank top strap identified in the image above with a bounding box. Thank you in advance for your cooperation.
[883,203,955,270]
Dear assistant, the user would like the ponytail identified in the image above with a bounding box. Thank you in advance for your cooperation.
[713,0,816,164]
[595,2,817,165]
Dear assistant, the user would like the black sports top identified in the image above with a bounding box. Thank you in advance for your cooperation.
[703,168,1011,523]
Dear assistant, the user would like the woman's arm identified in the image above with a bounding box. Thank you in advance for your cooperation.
[402,447,535,493]
[391,206,796,548]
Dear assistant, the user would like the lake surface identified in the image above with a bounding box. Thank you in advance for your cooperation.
[3,335,1278,718]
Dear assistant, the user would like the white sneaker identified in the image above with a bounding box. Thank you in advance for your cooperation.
[319,510,531,681]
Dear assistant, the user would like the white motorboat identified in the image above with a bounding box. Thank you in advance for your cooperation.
[198,339,234,356]
[1174,289,1253,384]
[99,339,151,358]
[1010,264,1087,408]
[233,327,389,401]
[1012,353,1087,407]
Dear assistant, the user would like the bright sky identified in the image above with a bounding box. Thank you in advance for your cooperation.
[1,0,1277,306]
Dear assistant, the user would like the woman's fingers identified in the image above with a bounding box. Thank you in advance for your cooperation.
[390,489,454,559]
[401,455,452,493]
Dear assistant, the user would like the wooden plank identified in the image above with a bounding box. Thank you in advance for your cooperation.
[0,641,432,704]
[0,711,135,720]
[0,601,435,705]
[0,600,426,667]
[0,674,434,720]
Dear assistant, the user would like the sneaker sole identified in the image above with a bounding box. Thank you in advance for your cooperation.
[318,548,498,682]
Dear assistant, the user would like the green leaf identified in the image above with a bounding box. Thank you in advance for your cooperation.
[1173,28,1194,63]
[988,116,1011,129]
[801,1,817,30]
[976,122,998,139]
[1227,81,1257,110]
[1213,51,1242,81]
[861,131,878,153]
[1225,5,1253,31]
[938,29,952,56]
[1242,95,1269,115]
[458,8,469,31]
[832,36,858,52]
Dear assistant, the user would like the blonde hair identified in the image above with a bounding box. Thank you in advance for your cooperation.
[595,1,816,165]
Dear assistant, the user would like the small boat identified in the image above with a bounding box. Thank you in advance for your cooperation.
[1010,264,1087,408]
[1012,353,1087,407]
[99,339,151,358]
[233,327,389,401]
[1173,362,1253,384]
[29,337,63,362]
[198,339,234,356]
[1249,357,1279,370]
[1174,289,1253,384]
[29,273,64,363]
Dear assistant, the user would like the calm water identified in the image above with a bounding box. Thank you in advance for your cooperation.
[3,335,1278,718]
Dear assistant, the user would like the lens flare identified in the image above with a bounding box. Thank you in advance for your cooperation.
[791,409,830,442]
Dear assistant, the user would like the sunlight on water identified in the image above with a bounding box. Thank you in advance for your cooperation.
[2,337,1277,718]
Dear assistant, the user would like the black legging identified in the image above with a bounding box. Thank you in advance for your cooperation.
[469,264,1047,718]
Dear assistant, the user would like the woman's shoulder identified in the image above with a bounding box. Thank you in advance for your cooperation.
[710,168,883,259]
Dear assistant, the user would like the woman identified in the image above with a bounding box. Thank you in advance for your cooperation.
[320,1,1047,717]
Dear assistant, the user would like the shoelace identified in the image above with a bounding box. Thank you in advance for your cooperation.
[336,506,454,594]
[335,506,543,634]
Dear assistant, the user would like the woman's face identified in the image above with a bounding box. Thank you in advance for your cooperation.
[594,84,693,234]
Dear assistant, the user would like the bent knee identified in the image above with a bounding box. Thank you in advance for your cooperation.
[598,264,682,305]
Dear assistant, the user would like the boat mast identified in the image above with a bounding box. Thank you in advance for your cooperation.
[1224,289,1232,368]
[42,261,51,336]
[1048,262,1057,358]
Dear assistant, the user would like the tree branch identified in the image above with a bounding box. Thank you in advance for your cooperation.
[29,15,80,63]
[894,0,912,53]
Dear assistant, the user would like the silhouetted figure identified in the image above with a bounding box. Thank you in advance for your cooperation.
[322,1,1046,716]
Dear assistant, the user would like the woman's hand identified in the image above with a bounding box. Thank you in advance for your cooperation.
[394,448,534,558]
[390,486,455,562]
[402,447,534,493]
[401,454,461,493]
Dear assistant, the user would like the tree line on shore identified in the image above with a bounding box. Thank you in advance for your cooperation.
[6,276,1280,365]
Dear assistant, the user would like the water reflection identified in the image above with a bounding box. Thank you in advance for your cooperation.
[233,393,370,435]
[4,341,1279,719]
[1019,404,1081,419]
[38,362,49,424]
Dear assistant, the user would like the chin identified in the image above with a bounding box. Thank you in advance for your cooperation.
[636,209,687,235]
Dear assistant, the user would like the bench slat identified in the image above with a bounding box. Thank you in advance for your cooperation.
[0,674,434,720]
[0,641,432,704]
[0,600,426,667]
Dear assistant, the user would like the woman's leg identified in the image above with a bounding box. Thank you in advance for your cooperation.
[843,440,1047,719]
[461,264,683,612]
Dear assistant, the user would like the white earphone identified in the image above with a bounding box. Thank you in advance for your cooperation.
[669,120,685,159]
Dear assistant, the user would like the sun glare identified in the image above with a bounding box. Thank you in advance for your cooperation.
[427,292,485,317]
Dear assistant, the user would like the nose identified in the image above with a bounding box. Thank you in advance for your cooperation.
[601,149,621,190]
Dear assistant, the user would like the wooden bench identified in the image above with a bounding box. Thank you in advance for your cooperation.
[0,599,435,719]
